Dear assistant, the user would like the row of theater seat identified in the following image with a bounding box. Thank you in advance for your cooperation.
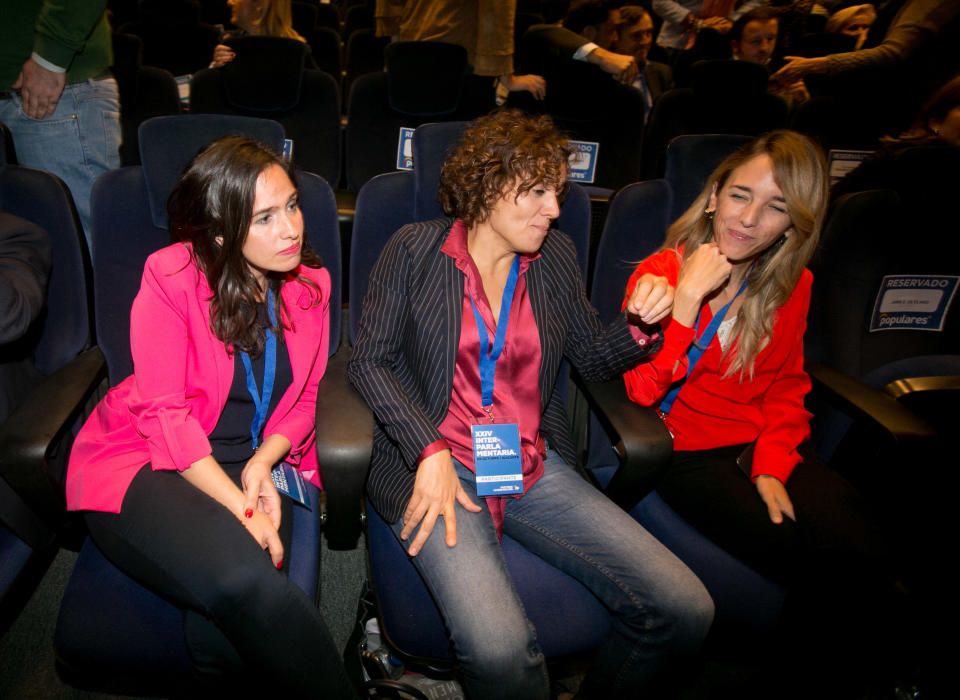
[1,113,955,694]
[109,34,903,196]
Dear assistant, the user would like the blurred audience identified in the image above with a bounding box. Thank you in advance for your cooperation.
[524,0,640,84]
[730,6,779,65]
[652,0,767,54]
[772,0,960,86]
[615,5,674,110]
[378,0,547,101]
[832,73,960,198]
[212,0,306,68]
[825,3,877,50]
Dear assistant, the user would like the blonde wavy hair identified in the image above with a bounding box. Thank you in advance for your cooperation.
[257,0,305,42]
[664,130,828,379]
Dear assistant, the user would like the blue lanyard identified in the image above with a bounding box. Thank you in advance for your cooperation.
[659,274,749,415]
[468,256,521,415]
[239,287,278,449]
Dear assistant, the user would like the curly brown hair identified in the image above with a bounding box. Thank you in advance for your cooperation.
[438,110,572,227]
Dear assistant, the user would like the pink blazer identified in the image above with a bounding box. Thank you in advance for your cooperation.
[66,243,331,513]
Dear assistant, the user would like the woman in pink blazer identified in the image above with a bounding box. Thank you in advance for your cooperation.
[66,136,353,697]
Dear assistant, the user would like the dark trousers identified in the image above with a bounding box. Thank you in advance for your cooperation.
[657,444,904,694]
[85,465,354,698]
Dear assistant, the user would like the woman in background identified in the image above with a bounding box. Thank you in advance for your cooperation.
[212,0,305,68]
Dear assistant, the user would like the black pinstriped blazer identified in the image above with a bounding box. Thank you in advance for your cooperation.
[348,218,661,523]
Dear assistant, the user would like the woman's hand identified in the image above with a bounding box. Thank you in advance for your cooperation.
[242,509,285,568]
[212,44,236,68]
[401,449,482,557]
[242,456,282,531]
[756,475,796,525]
[625,273,674,324]
[673,243,732,326]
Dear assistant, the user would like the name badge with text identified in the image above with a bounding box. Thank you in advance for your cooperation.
[472,423,523,496]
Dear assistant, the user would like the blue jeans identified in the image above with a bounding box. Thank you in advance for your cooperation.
[392,451,714,699]
[0,77,121,249]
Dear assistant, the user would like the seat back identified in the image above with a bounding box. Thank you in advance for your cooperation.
[345,42,492,191]
[118,0,220,76]
[590,180,673,325]
[95,114,340,384]
[808,187,960,463]
[515,29,646,190]
[0,153,92,622]
[111,32,181,166]
[0,154,90,375]
[642,60,788,179]
[664,133,752,222]
[190,37,342,186]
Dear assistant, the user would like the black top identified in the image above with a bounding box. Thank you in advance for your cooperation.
[209,316,293,476]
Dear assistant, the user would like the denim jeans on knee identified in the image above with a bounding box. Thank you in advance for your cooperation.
[392,452,713,699]
[0,77,121,248]
[504,452,714,698]
[391,459,549,700]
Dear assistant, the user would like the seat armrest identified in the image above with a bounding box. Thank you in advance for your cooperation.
[316,348,371,550]
[0,346,106,528]
[807,361,938,446]
[574,371,673,510]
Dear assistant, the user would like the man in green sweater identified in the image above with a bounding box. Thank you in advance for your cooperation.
[0,0,120,248]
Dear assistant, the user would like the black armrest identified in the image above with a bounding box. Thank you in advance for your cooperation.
[0,346,106,539]
[807,361,938,447]
[316,348,371,550]
[573,371,673,510]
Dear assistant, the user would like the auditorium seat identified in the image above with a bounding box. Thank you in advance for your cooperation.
[111,32,181,166]
[0,149,102,634]
[190,36,342,186]
[641,60,789,179]
[344,42,492,192]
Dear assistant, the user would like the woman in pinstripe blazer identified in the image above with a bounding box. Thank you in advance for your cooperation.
[349,111,713,699]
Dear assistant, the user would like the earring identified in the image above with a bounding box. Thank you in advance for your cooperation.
[704,208,715,220]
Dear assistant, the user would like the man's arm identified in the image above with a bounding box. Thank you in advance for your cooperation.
[14,0,108,119]
[0,213,51,344]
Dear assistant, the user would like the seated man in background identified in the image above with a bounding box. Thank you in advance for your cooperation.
[729,8,809,105]
[616,5,674,112]
[729,6,779,67]
[0,212,50,423]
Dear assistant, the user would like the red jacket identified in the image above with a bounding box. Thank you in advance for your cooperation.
[66,243,331,513]
[622,248,812,483]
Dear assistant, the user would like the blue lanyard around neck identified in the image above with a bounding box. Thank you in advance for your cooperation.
[239,287,278,449]
[468,255,521,412]
[659,273,749,415]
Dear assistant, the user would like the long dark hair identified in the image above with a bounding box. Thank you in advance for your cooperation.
[167,135,323,355]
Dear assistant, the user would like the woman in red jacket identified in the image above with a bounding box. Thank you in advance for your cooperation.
[622,130,898,695]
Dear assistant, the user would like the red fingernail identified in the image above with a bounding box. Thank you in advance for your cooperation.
[276,559,283,570]
[244,508,253,518]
